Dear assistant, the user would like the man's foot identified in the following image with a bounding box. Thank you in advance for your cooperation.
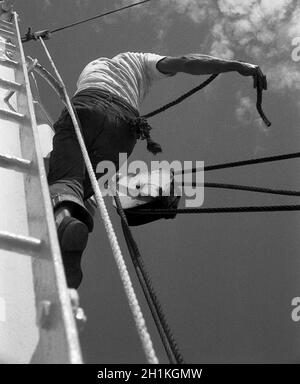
[57,216,89,289]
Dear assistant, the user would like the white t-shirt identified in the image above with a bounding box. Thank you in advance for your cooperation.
[76,52,173,111]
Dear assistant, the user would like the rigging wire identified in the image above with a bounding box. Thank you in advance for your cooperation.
[51,0,152,34]
[175,151,300,176]
[22,0,152,42]
[183,182,300,197]
[129,204,300,216]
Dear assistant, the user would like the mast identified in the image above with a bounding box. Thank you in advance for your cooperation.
[0,3,83,364]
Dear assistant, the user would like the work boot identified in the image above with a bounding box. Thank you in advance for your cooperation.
[50,189,94,288]
[56,209,89,289]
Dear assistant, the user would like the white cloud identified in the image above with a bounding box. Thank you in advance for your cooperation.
[41,0,91,11]
[268,62,300,91]
[218,0,257,17]
[170,0,218,23]
[235,95,255,125]
[42,0,51,10]
[75,0,90,10]
[209,1,300,92]
[119,0,300,93]
[235,93,271,142]
[210,20,234,59]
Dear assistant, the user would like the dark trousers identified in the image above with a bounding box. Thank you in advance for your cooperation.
[47,88,138,231]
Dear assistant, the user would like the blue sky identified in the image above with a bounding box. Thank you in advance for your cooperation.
[15,0,300,363]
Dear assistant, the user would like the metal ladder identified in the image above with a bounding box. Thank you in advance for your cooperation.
[0,12,83,363]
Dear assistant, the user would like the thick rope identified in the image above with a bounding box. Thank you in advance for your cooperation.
[184,182,300,197]
[256,85,271,127]
[143,72,270,127]
[175,151,300,175]
[129,205,300,216]
[121,220,177,364]
[113,190,185,364]
[142,74,219,119]
[39,37,158,364]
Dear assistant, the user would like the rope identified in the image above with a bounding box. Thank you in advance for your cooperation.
[38,37,159,364]
[184,182,300,197]
[142,73,270,127]
[142,74,219,119]
[22,0,152,42]
[175,151,300,175]
[113,190,185,364]
[27,56,65,99]
[256,86,271,127]
[51,0,151,34]
[129,205,300,216]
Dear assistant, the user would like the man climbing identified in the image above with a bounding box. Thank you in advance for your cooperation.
[47,52,267,289]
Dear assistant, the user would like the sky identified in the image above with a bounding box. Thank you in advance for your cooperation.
[14,0,300,363]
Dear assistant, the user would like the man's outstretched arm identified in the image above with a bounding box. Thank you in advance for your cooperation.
[157,54,266,89]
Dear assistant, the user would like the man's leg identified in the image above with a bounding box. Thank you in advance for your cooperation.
[47,106,95,289]
[48,91,137,288]
[49,180,92,289]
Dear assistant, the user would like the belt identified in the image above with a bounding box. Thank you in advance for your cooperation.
[74,88,162,155]
[75,88,139,118]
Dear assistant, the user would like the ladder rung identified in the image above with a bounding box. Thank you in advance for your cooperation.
[5,41,17,51]
[0,231,42,256]
[0,77,22,91]
[0,108,25,123]
[0,154,31,173]
[0,28,16,40]
[0,19,14,30]
[0,57,19,69]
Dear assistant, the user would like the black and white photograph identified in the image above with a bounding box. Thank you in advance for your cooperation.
[0,0,299,375]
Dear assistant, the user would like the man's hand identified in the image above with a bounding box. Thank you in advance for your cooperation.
[237,62,267,90]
